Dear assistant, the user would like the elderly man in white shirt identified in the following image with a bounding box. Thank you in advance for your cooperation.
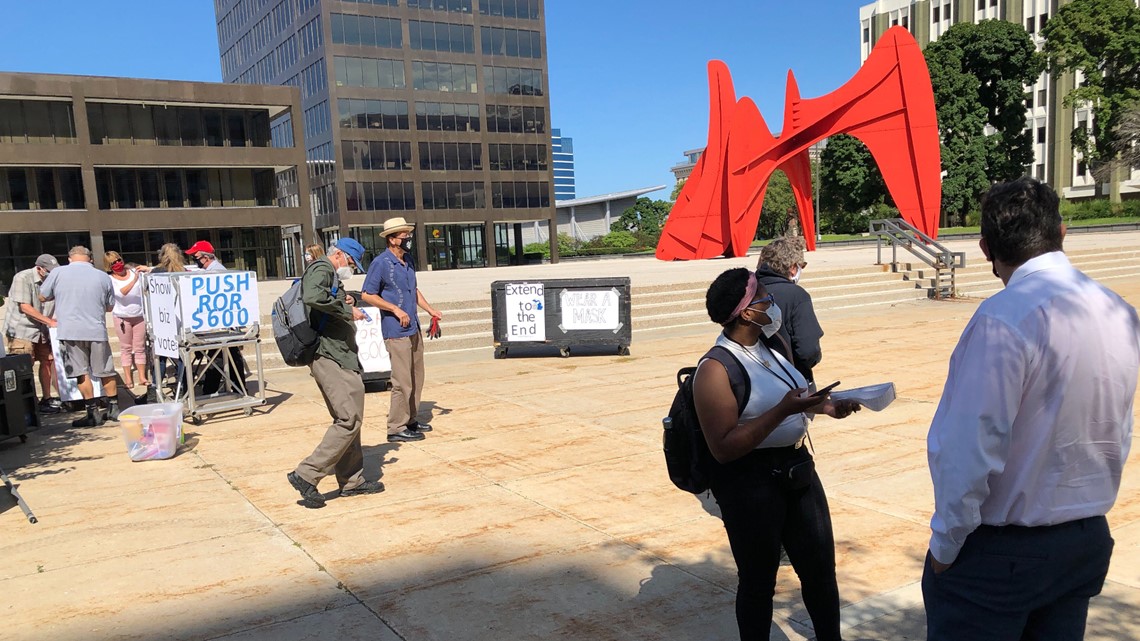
[923,177,1140,640]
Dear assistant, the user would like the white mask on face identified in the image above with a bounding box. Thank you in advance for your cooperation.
[749,303,783,338]
[336,265,354,281]
[791,266,802,284]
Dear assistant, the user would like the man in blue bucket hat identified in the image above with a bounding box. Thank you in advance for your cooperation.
[287,237,384,508]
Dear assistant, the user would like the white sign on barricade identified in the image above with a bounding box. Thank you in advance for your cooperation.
[48,327,105,401]
[559,288,622,331]
[354,307,391,374]
[146,274,181,358]
[178,272,260,333]
[504,282,545,342]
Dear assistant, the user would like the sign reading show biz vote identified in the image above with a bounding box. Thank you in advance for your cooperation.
[146,272,261,357]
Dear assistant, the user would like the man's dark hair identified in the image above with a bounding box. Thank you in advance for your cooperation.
[706,268,751,325]
[979,177,1063,266]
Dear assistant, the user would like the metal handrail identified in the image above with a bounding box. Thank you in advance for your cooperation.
[870,218,966,298]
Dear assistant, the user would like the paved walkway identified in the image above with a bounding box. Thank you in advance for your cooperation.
[1,234,1138,640]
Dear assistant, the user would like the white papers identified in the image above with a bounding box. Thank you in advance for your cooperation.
[831,382,896,412]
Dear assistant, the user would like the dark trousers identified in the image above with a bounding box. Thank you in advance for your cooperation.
[711,446,842,641]
[922,515,1113,641]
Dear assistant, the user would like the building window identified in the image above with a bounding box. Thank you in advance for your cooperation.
[414,101,480,131]
[418,142,483,171]
[1077,161,1087,177]
[331,14,403,49]
[334,56,406,89]
[94,167,275,209]
[491,181,550,208]
[0,167,84,211]
[1035,163,1045,180]
[411,61,478,92]
[1027,16,1035,33]
[478,0,540,19]
[340,0,399,5]
[88,104,271,148]
[989,0,997,6]
[863,26,870,42]
[341,140,413,171]
[408,0,472,12]
[485,104,546,133]
[299,15,323,58]
[1039,14,1048,31]
[488,143,547,171]
[480,26,542,59]
[339,99,410,130]
[421,181,486,209]
[300,58,328,98]
[303,101,331,141]
[344,181,416,211]
[0,232,92,292]
[1038,88,1046,106]
[977,0,985,9]
[1025,92,1034,109]
[0,100,76,144]
[1036,126,1046,144]
[410,20,475,54]
[482,66,544,96]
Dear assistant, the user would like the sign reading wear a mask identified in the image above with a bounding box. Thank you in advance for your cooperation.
[178,272,260,333]
[505,282,545,341]
[560,288,621,331]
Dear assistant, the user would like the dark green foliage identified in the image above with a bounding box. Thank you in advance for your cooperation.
[818,134,891,232]
[1043,0,1140,181]
[611,197,672,237]
[924,20,1044,224]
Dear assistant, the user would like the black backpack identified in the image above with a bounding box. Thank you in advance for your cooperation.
[663,345,750,494]
[271,261,337,367]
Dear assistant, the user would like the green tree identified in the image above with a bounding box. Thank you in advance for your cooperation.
[756,170,795,239]
[819,134,889,232]
[670,179,686,201]
[611,197,672,236]
[924,20,1044,224]
[1042,0,1140,200]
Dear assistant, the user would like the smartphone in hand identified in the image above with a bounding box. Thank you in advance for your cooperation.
[810,381,841,398]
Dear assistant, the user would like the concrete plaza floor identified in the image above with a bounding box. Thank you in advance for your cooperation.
[1,239,1139,640]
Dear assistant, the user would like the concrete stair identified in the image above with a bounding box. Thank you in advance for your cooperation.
[100,246,1140,368]
[894,247,1140,299]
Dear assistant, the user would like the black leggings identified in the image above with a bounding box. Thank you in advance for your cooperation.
[711,446,841,641]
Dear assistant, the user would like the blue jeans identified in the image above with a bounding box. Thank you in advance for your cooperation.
[711,446,842,641]
[922,515,1113,641]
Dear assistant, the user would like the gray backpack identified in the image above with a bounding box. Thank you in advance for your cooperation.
[271,262,338,367]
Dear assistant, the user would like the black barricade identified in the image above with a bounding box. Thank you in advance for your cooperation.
[490,277,632,358]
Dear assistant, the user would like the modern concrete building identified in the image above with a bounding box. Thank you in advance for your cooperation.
[551,128,574,200]
[669,148,704,183]
[858,0,1140,201]
[523,185,666,244]
[0,71,312,288]
[215,0,557,269]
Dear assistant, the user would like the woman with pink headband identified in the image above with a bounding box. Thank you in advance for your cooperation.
[693,267,860,641]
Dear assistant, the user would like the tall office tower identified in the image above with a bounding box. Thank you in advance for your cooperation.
[858,0,1140,206]
[215,0,557,269]
[551,128,574,200]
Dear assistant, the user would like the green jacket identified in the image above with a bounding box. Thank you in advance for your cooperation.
[301,257,360,372]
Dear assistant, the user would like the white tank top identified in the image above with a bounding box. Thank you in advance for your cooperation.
[706,333,811,449]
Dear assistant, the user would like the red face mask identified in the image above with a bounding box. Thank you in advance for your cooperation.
[111,260,126,275]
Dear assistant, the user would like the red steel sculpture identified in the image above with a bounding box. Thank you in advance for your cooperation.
[657,26,941,260]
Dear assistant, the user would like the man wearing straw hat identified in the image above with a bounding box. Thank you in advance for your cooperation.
[361,217,442,443]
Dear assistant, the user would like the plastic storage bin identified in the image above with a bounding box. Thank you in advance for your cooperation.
[118,402,183,461]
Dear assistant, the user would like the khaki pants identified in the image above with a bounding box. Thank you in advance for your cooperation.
[385,331,425,434]
[294,356,366,491]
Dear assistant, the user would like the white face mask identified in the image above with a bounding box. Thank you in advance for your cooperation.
[791,265,803,284]
[749,303,782,338]
[336,265,354,280]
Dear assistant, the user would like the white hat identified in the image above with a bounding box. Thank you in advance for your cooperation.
[381,217,415,237]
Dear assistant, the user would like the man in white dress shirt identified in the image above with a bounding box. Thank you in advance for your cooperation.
[923,177,1139,640]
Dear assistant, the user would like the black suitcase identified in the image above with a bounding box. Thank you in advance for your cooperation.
[0,354,40,443]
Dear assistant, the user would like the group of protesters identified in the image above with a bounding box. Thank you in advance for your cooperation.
[2,240,228,427]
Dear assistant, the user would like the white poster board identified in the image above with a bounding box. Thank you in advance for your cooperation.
[146,274,181,358]
[48,327,105,401]
[177,272,260,333]
[354,306,391,374]
[559,288,622,331]
[504,282,545,342]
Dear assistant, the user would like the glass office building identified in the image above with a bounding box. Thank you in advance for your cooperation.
[215,0,558,269]
[551,128,574,200]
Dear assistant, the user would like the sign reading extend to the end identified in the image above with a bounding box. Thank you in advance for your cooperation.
[504,282,545,342]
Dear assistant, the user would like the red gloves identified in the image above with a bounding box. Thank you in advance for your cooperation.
[427,316,442,340]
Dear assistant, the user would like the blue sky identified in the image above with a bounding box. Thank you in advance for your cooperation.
[0,1,861,200]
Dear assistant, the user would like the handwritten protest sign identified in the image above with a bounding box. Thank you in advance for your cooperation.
[560,288,621,331]
[177,272,260,333]
[354,307,391,374]
[504,282,545,342]
[146,274,181,358]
